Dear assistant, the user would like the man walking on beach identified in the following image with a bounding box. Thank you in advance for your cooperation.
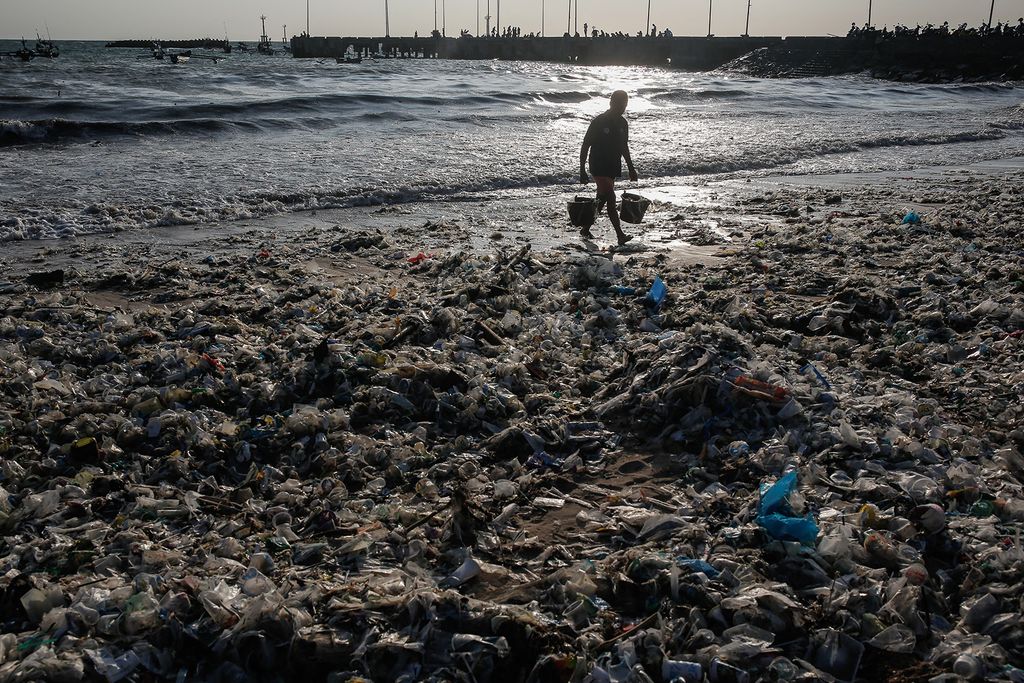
[580,90,638,245]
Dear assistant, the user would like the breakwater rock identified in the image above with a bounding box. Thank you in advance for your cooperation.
[726,35,1024,82]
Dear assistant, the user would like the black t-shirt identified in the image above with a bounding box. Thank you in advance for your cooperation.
[584,111,629,178]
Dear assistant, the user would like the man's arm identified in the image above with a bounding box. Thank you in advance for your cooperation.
[580,140,591,184]
[622,120,638,182]
[580,120,597,184]
[623,145,638,182]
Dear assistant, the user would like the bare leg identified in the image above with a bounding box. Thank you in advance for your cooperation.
[606,192,631,245]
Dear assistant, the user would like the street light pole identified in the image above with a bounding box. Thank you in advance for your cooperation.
[486,0,491,35]
[434,0,438,31]
[745,0,751,36]
[867,0,872,27]
[385,0,390,37]
[647,0,651,36]
[497,0,501,34]
[567,0,571,34]
[443,0,446,36]
[989,0,996,29]
[574,0,578,34]
[306,0,309,36]
[542,0,545,36]
[707,0,713,37]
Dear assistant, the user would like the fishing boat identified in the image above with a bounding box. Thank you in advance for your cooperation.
[34,32,59,58]
[257,15,275,55]
[147,43,190,62]
[142,43,219,65]
[337,47,363,64]
[4,39,36,62]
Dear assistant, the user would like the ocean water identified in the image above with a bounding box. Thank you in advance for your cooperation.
[1,40,1022,241]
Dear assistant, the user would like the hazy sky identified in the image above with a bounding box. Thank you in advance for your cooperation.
[5,0,1023,40]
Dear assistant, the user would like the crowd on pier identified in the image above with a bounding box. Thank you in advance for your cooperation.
[848,18,1024,40]
[447,24,677,40]
[434,18,1024,43]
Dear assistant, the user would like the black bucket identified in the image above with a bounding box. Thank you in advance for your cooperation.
[620,193,651,224]
[567,196,597,227]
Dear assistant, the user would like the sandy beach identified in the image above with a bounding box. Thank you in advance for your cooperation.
[1,160,1022,680]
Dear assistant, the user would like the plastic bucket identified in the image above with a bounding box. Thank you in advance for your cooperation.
[567,196,597,227]
[620,193,651,224]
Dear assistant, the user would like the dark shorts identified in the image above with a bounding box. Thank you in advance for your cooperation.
[594,176,615,195]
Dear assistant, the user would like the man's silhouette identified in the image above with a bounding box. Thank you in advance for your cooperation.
[579,90,638,245]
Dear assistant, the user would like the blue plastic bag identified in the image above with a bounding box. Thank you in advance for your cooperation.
[758,513,819,545]
[757,471,819,545]
[759,471,797,516]
[902,211,922,225]
[676,557,720,579]
[646,276,667,309]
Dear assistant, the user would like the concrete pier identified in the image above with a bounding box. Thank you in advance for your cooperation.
[291,35,784,69]
[290,34,1024,81]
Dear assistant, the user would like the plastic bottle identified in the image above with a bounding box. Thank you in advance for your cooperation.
[662,660,703,683]
[767,657,797,681]
[953,654,985,681]
[709,658,750,683]
[241,568,275,596]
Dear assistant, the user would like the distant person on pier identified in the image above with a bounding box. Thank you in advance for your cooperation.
[579,90,638,246]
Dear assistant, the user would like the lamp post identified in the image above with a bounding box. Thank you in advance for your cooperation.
[542,0,545,36]
[443,0,446,36]
[647,0,651,36]
[867,0,872,27]
[385,0,390,37]
[707,0,713,36]
[574,0,578,34]
[567,0,571,34]
[306,0,309,35]
[497,0,501,34]
[745,0,751,36]
[434,0,438,31]
[989,0,996,29]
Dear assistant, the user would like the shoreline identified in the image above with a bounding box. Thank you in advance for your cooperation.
[0,162,1022,680]
[3,156,1023,275]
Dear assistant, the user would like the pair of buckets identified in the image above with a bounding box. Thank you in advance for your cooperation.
[568,193,651,227]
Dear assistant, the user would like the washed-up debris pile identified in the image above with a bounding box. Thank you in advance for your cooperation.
[0,177,1022,682]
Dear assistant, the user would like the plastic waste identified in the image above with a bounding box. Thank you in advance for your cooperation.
[757,471,819,545]
[0,172,1021,682]
[646,276,667,310]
